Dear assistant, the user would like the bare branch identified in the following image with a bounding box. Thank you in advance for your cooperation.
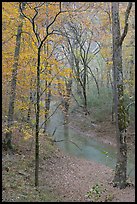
[41,3,62,45]
[32,7,41,44]
[19,2,41,44]
[34,2,45,9]
[126,101,135,112]
[52,127,57,137]
[39,102,62,131]
[71,92,84,108]
[53,139,82,151]
[22,31,38,48]
[2,34,17,45]
[39,66,65,98]
[120,2,132,45]
[87,65,100,95]
[19,2,32,23]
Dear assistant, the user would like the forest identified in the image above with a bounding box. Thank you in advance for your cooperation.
[2,2,135,202]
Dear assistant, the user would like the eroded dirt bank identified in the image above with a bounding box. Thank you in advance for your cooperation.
[68,110,135,152]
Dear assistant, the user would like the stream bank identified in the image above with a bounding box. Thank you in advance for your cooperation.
[40,146,135,202]
[69,108,135,151]
[2,127,135,202]
[46,103,135,180]
[43,103,135,202]
[2,103,135,202]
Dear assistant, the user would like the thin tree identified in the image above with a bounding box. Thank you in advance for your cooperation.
[20,2,66,187]
[5,2,26,151]
[60,22,100,113]
[112,2,132,188]
[43,2,52,133]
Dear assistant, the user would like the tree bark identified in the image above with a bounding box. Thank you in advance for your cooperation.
[27,79,33,124]
[35,47,41,187]
[43,79,51,132]
[5,2,26,151]
[83,63,87,112]
[112,2,132,189]
[43,2,51,133]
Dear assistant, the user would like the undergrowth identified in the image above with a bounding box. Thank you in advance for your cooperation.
[2,131,61,202]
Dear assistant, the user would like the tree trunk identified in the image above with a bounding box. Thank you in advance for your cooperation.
[64,78,72,124]
[75,60,82,97]
[27,80,33,123]
[83,64,88,113]
[43,80,51,132]
[19,1,64,189]
[112,2,132,188]
[35,47,41,187]
[43,2,51,133]
[5,2,26,151]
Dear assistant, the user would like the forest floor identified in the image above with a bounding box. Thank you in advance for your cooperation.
[2,110,135,202]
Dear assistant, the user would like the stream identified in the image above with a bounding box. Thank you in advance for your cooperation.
[46,101,135,181]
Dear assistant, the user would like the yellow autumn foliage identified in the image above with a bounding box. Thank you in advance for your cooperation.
[2,2,134,134]
[23,130,33,140]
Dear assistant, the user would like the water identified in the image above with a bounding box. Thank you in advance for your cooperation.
[46,102,135,180]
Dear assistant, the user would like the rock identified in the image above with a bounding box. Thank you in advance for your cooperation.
[18,170,29,178]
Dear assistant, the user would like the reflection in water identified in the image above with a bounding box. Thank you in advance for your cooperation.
[46,102,135,180]
[64,124,69,152]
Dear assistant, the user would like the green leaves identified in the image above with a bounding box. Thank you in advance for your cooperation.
[102,150,109,156]
[86,184,102,201]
